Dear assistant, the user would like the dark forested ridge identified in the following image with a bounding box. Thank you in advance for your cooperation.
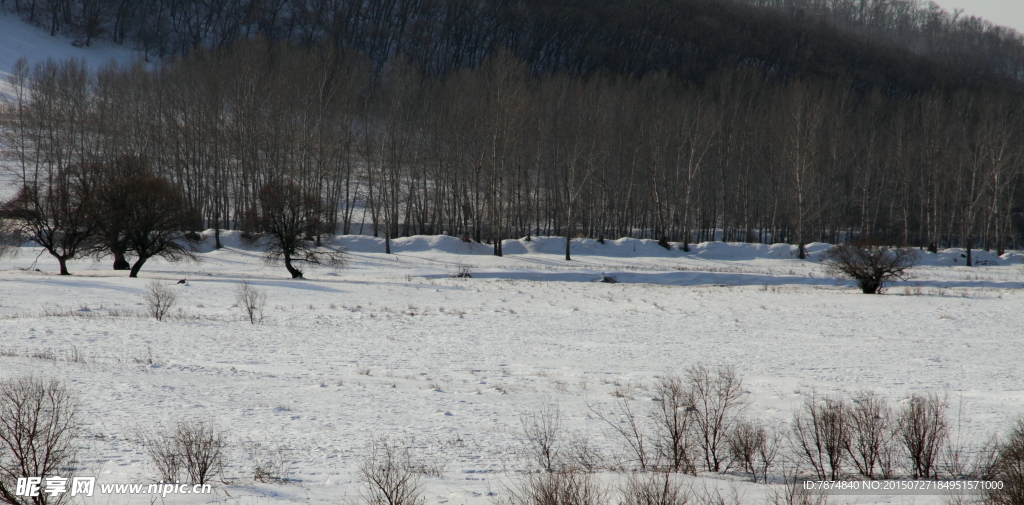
[1,0,1024,273]
[3,0,1024,91]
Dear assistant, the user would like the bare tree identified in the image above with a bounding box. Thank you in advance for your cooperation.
[821,243,917,294]
[235,281,267,325]
[247,179,345,279]
[0,377,78,505]
[95,171,197,277]
[1,164,100,275]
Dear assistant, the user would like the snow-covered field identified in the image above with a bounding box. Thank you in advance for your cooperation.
[1,234,1022,505]
[2,12,1023,505]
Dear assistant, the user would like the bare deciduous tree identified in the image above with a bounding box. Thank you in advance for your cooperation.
[0,377,78,505]
[821,243,917,294]
[248,179,345,279]
[234,281,267,324]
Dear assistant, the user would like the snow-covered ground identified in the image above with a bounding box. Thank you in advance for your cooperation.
[1,12,1023,505]
[1,233,1022,505]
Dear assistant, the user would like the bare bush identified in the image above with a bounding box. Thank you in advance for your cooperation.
[792,393,849,481]
[619,472,690,505]
[141,418,225,485]
[449,263,472,279]
[360,437,425,505]
[177,419,226,485]
[242,440,290,483]
[235,281,267,324]
[765,474,833,505]
[686,365,747,472]
[0,377,78,505]
[989,417,1024,505]
[727,420,780,483]
[520,405,562,472]
[846,390,895,479]
[497,470,607,505]
[590,397,653,471]
[652,376,696,474]
[143,281,177,321]
[821,242,917,294]
[897,393,948,479]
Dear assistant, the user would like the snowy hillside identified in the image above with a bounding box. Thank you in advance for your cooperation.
[1,235,1022,505]
[0,10,138,98]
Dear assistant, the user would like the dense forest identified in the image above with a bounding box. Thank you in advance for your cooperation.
[1,0,1023,273]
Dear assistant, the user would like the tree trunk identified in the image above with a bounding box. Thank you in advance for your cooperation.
[129,256,148,278]
[57,256,70,276]
[113,250,130,270]
[283,251,303,278]
[966,238,972,267]
[214,211,222,249]
[565,235,571,261]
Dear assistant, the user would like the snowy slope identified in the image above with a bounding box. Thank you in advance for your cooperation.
[1,235,1022,505]
[0,10,138,98]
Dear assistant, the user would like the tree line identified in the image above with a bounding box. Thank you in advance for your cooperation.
[1,41,1021,274]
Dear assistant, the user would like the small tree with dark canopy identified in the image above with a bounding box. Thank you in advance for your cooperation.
[0,164,100,275]
[248,179,345,279]
[821,242,917,294]
[90,156,148,270]
[94,166,197,277]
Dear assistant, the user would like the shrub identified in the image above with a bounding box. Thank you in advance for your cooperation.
[989,418,1024,505]
[652,375,696,474]
[359,437,425,505]
[0,377,78,505]
[821,242,917,294]
[142,418,225,485]
[235,281,267,324]
[846,390,896,479]
[686,365,746,472]
[727,419,780,483]
[144,281,177,321]
[497,470,607,505]
[792,393,849,481]
[897,393,948,479]
[520,405,562,472]
[242,440,289,483]
[619,472,689,505]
